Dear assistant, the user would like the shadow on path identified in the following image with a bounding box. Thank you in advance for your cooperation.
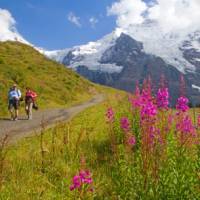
[0,118,28,121]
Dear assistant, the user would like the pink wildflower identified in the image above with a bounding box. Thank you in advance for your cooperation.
[130,96,142,108]
[176,115,196,136]
[131,82,153,109]
[120,117,130,132]
[175,114,198,146]
[106,107,114,123]
[156,88,169,109]
[149,126,162,145]
[127,135,136,147]
[69,170,93,191]
[176,96,189,112]
[141,89,152,104]
[135,82,140,96]
[141,101,157,120]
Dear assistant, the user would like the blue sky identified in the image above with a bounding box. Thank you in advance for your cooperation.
[0,0,118,49]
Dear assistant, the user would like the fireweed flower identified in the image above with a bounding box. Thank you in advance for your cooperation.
[141,101,157,120]
[120,117,130,132]
[131,84,153,109]
[176,96,189,113]
[70,175,81,190]
[176,115,197,146]
[106,107,114,123]
[130,96,142,108]
[130,90,142,108]
[69,170,93,191]
[135,83,140,97]
[79,170,92,184]
[141,89,152,105]
[127,135,136,147]
[176,115,196,136]
[149,126,162,145]
[156,88,169,109]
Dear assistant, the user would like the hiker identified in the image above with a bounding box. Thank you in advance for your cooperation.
[25,87,37,120]
[8,84,22,121]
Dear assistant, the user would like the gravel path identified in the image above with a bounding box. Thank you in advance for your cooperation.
[0,94,104,142]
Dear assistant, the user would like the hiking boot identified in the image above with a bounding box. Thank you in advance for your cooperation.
[28,116,32,120]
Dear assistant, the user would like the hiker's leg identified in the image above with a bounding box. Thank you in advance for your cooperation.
[8,101,14,120]
[25,103,29,116]
[9,108,14,120]
[28,102,33,119]
[14,100,19,120]
[15,109,19,120]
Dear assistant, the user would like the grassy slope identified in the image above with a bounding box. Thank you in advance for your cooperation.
[0,89,123,199]
[0,41,97,116]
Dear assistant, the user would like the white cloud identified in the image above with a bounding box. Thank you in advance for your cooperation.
[107,0,147,29]
[148,0,200,33]
[0,8,16,37]
[89,17,98,28]
[67,12,81,27]
[0,8,28,43]
[108,0,200,34]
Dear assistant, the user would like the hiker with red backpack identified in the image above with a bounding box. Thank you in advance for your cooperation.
[25,87,38,120]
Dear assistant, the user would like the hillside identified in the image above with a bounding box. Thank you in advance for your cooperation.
[0,41,96,116]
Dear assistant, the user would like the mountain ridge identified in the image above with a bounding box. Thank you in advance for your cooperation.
[43,31,200,104]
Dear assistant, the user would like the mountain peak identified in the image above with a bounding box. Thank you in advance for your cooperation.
[116,33,143,51]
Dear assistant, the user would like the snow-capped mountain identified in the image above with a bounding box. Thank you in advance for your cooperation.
[180,31,200,71]
[45,29,124,73]
[126,22,196,74]
[43,25,200,105]
[45,23,198,75]
[36,48,70,63]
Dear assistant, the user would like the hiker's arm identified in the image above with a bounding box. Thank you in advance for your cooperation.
[18,90,22,98]
[33,92,37,98]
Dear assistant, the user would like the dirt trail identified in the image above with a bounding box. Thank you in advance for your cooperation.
[0,94,104,142]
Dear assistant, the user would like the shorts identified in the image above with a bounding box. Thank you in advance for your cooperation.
[8,99,19,110]
[25,96,34,104]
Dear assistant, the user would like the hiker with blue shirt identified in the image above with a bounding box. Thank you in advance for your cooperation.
[8,84,22,121]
